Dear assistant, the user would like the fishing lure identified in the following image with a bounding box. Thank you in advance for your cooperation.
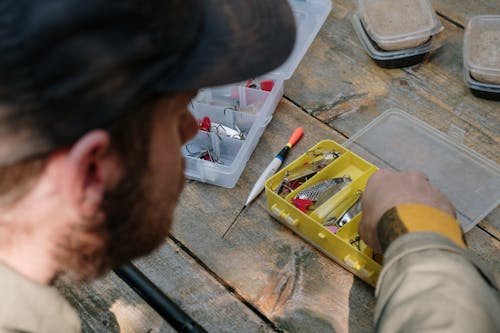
[185,136,223,165]
[292,176,351,212]
[324,190,363,227]
[197,116,246,140]
[211,122,246,140]
[186,148,222,164]
[275,150,342,197]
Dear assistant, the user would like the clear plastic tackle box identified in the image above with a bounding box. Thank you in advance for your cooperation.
[183,0,332,188]
[265,109,500,286]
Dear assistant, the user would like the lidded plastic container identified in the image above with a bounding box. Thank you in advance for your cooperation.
[352,0,444,68]
[463,15,500,100]
[183,0,332,188]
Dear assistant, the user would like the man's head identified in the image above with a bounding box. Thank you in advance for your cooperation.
[52,92,199,282]
[0,0,295,283]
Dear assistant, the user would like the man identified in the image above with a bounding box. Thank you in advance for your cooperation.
[0,1,295,332]
[0,1,498,333]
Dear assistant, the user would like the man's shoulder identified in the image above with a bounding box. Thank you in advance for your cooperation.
[0,264,81,333]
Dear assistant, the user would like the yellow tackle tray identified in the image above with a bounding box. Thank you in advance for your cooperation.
[265,140,381,286]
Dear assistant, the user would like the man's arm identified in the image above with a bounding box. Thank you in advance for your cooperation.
[359,170,500,332]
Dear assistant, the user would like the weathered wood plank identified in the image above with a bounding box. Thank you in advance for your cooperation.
[170,99,499,332]
[466,227,500,282]
[133,241,275,333]
[57,238,274,333]
[432,0,500,26]
[285,0,499,233]
[480,206,500,240]
[57,273,174,333]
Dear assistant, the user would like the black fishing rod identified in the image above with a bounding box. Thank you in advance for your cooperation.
[114,263,208,333]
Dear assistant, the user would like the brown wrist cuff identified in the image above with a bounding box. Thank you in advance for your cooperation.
[377,204,466,252]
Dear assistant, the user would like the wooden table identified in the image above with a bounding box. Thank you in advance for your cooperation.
[57,1,499,332]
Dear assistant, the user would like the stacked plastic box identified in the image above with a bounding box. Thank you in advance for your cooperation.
[183,0,332,188]
[351,0,444,68]
[463,15,500,101]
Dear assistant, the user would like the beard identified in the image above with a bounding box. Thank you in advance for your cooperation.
[56,163,182,283]
[55,104,184,283]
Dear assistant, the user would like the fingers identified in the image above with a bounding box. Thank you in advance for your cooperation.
[359,213,381,253]
[359,169,456,253]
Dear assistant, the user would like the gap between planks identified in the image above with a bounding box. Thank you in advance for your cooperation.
[478,225,500,243]
[283,95,351,140]
[168,234,285,333]
[436,12,465,29]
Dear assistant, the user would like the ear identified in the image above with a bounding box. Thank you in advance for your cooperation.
[62,130,120,220]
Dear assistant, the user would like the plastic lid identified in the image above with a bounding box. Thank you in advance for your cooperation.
[266,0,332,80]
[344,109,500,232]
[357,0,442,48]
[463,15,500,81]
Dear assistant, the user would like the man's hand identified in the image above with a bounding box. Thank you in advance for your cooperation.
[359,170,456,253]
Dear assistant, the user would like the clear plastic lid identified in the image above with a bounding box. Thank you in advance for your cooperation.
[357,0,443,50]
[266,0,332,80]
[345,109,500,232]
[463,15,500,85]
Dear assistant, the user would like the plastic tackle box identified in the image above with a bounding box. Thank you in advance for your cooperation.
[183,0,332,188]
[265,109,500,286]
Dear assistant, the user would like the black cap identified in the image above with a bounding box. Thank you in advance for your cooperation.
[0,0,295,164]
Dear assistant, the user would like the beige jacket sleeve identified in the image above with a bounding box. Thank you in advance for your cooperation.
[0,264,80,333]
[374,232,500,333]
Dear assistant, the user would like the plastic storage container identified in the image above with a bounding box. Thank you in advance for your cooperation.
[265,109,500,285]
[352,0,444,68]
[463,15,500,101]
[183,0,332,188]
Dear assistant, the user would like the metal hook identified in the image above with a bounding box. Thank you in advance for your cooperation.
[223,107,238,115]
[350,235,361,250]
[185,143,197,155]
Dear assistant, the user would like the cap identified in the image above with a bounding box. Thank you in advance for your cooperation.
[0,0,296,165]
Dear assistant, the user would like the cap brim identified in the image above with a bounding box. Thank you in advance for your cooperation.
[168,0,296,90]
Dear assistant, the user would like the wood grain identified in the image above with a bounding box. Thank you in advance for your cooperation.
[432,0,500,26]
[57,273,174,333]
[57,238,274,333]
[133,241,275,333]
